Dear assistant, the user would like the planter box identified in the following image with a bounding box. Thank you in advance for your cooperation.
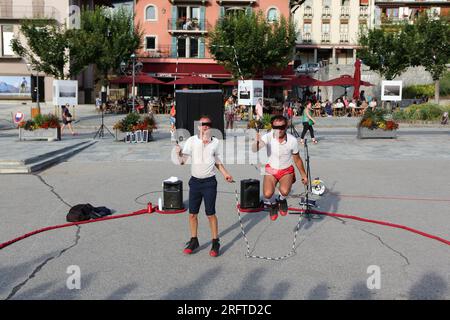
[357,127,397,139]
[115,128,153,142]
[19,127,61,141]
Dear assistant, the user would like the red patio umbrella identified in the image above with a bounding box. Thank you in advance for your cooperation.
[167,75,220,85]
[353,59,361,100]
[110,74,165,85]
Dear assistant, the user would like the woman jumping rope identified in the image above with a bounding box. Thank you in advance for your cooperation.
[300,100,317,145]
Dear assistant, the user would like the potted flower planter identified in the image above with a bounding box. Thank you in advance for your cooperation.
[19,127,61,141]
[357,127,397,139]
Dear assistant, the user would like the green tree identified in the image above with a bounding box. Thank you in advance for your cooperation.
[68,6,143,86]
[357,27,413,80]
[411,16,450,103]
[208,11,297,79]
[11,19,70,80]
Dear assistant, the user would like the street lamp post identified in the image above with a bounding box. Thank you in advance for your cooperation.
[120,53,143,113]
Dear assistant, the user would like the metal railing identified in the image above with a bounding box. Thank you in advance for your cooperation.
[0,5,60,20]
[304,7,313,18]
[302,32,312,43]
[339,33,349,43]
[143,45,172,58]
[359,6,369,18]
[340,6,350,19]
[322,6,331,18]
[168,18,209,32]
[321,33,330,43]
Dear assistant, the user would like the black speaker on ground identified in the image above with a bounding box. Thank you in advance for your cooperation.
[163,180,183,210]
[240,179,260,209]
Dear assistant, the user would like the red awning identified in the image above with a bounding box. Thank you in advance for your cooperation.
[143,62,295,80]
[166,75,220,85]
[143,63,231,79]
[110,74,165,85]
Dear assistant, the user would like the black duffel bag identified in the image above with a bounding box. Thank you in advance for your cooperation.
[66,204,112,222]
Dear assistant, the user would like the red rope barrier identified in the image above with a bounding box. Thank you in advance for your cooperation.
[0,203,187,250]
[288,207,450,247]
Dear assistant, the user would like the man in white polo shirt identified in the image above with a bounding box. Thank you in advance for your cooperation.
[252,115,308,221]
[176,115,233,257]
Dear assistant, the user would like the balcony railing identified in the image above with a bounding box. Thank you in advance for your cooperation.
[359,6,369,18]
[321,33,330,43]
[322,6,331,19]
[0,5,60,20]
[142,45,172,58]
[304,7,313,18]
[302,32,312,43]
[340,6,350,19]
[339,33,349,43]
[168,19,210,32]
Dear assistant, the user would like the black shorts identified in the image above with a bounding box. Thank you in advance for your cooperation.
[188,176,217,215]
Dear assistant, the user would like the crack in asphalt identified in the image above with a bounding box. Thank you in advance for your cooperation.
[5,226,81,300]
[3,174,80,300]
[33,174,72,208]
[360,228,410,266]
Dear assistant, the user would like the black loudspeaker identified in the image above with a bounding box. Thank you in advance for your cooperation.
[240,179,260,209]
[101,91,107,104]
[163,180,183,210]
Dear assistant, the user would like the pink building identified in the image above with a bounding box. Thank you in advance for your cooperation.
[135,0,292,85]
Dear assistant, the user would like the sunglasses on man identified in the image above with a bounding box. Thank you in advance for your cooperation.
[201,122,212,127]
[272,124,287,130]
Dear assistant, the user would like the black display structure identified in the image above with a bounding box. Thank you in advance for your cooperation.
[175,89,225,139]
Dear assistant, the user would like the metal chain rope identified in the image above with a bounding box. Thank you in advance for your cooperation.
[233,187,307,261]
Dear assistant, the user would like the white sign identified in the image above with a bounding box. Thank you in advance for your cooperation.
[53,80,78,106]
[381,80,402,102]
[238,80,264,106]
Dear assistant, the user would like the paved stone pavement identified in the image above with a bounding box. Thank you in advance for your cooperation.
[1,102,449,300]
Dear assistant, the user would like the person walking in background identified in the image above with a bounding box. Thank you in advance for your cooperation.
[170,103,176,141]
[324,99,333,117]
[369,97,377,111]
[224,96,235,130]
[300,101,317,145]
[61,104,76,136]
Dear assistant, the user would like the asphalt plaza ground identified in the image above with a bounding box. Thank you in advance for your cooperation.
[1,120,450,300]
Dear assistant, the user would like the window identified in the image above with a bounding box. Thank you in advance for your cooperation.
[177,37,186,58]
[145,5,157,21]
[1,25,14,56]
[340,23,349,34]
[322,23,330,34]
[176,37,200,58]
[190,37,199,58]
[145,36,156,50]
[303,23,312,34]
[267,8,278,22]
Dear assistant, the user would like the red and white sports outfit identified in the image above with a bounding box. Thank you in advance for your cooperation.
[261,131,299,181]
